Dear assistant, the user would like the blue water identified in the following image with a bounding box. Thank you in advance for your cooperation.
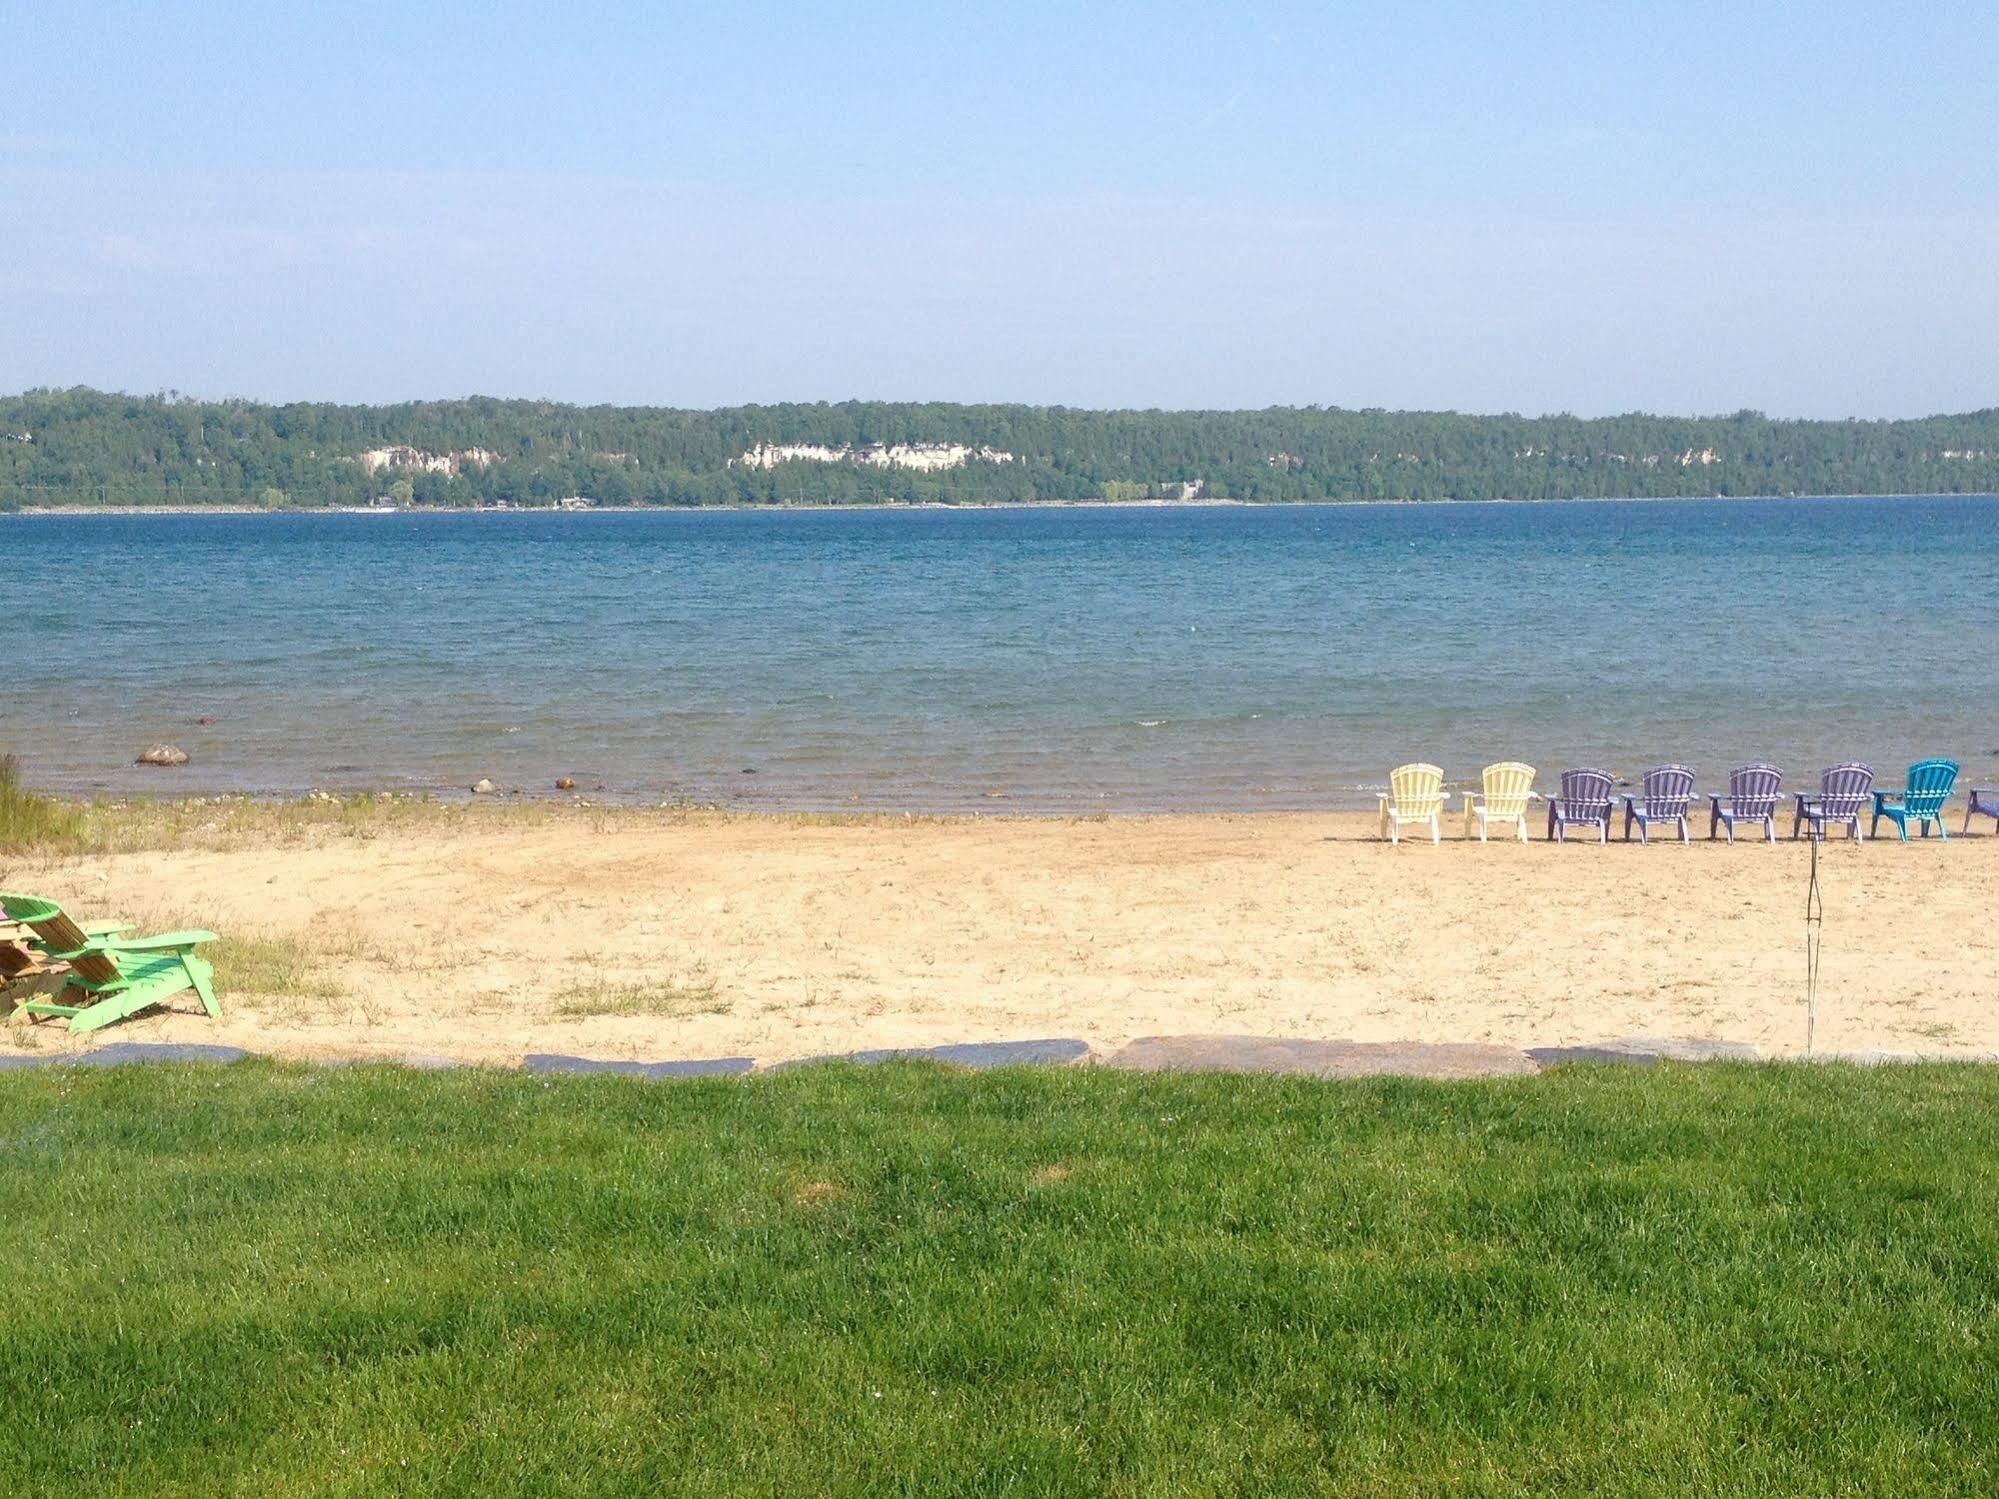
[4,498,1996,810]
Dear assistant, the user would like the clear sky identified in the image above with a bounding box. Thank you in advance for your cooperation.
[7,2,1997,415]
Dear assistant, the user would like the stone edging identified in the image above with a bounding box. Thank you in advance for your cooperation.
[3,1033,1996,1079]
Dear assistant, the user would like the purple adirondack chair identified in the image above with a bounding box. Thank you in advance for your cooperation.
[1547,767,1615,843]
[1792,763,1875,841]
[1709,764,1783,843]
[1623,764,1696,843]
[1965,788,1999,835]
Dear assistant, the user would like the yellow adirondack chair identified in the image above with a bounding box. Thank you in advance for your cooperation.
[1465,762,1536,843]
[1378,763,1445,844]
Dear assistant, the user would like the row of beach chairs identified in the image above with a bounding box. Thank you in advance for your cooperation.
[1378,760,1999,844]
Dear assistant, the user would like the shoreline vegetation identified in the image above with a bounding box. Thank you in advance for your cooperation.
[8,489,1993,518]
[7,388,1999,510]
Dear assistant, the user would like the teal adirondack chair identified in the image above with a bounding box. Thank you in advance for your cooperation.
[1870,759,1961,842]
[0,893,219,1032]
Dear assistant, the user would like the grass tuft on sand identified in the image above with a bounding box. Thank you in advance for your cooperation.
[551,974,727,1019]
[1,1060,1996,1493]
[0,755,85,854]
[202,930,355,1000]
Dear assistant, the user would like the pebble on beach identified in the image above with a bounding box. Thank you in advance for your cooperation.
[556,777,576,790]
[135,743,189,767]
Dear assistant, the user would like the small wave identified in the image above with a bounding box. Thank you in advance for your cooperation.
[1136,719,1167,728]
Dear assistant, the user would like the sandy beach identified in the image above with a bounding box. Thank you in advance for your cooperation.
[5,806,1994,1065]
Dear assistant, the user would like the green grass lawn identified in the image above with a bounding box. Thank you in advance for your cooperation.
[2,1061,1996,1495]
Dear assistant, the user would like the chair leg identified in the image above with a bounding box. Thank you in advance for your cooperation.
[1429,814,1440,846]
[186,956,221,1018]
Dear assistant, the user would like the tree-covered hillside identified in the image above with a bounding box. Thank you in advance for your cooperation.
[4,388,1997,509]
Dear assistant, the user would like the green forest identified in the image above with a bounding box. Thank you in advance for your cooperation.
[4,387,1998,509]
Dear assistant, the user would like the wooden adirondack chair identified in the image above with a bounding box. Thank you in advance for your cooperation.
[1465,762,1535,843]
[1546,768,1615,843]
[0,921,35,981]
[1623,764,1696,844]
[1870,759,1960,841]
[1792,764,1875,842]
[1,911,129,980]
[0,894,219,1033]
[1708,765,1783,843]
[1378,763,1445,844]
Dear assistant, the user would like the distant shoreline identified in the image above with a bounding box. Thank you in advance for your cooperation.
[8,492,1992,518]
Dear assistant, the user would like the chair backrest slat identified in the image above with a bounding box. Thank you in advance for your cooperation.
[1559,768,1614,817]
[1390,763,1445,818]
[1640,764,1696,817]
[1727,764,1783,818]
[0,893,123,987]
[1902,759,1960,817]
[1481,762,1535,820]
[1818,763,1875,819]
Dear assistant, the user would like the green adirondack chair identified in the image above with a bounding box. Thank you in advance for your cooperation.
[1869,759,1961,842]
[0,893,219,1032]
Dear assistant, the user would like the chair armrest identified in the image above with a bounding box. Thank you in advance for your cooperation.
[93,929,218,954]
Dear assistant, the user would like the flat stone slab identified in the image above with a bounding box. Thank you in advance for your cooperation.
[771,1038,1092,1071]
[523,1053,755,1079]
[1103,1036,1538,1079]
[0,1041,252,1071]
[1594,1036,1763,1063]
[1526,1045,1659,1068]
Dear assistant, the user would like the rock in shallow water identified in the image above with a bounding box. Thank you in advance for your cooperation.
[135,743,189,767]
[471,777,495,794]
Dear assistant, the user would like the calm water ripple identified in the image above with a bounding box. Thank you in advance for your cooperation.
[5,498,1997,810]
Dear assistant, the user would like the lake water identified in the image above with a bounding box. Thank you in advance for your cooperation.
[5,498,1997,811]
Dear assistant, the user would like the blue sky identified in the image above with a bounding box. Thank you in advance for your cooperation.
[6,1,1997,414]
